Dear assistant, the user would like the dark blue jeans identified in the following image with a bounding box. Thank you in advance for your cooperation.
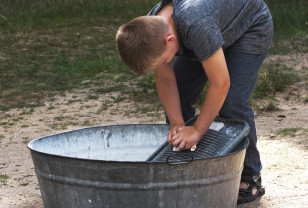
[168,50,268,177]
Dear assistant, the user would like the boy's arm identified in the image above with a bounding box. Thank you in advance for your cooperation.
[171,47,230,149]
[194,47,230,134]
[155,62,185,128]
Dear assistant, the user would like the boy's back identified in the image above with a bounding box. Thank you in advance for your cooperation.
[149,0,273,61]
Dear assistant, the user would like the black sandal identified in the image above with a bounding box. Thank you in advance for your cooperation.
[237,175,265,204]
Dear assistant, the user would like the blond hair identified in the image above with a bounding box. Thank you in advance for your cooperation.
[116,16,168,75]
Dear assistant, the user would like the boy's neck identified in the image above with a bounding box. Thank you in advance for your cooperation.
[157,2,179,47]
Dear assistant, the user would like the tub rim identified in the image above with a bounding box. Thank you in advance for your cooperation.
[28,123,249,164]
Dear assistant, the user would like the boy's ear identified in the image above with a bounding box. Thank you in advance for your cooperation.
[165,34,176,44]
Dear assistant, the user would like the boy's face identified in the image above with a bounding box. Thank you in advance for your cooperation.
[152,35,178,70]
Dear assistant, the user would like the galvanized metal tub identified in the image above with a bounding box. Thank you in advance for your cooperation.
[28,121,249,208]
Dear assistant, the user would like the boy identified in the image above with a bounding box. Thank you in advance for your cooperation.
[116,0,273,204]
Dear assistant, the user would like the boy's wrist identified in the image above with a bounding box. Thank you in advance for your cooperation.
[193,124,206,137]
[193,118,211,137]
[170,119,185,128]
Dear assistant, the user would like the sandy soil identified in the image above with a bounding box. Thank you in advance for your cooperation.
[0,54,307,208]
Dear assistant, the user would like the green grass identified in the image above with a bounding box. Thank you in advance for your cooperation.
[252,63,300,99]
[0,0,307,116]
[19,182,30,186]
[265,0,308,39]
[0,0,155,30]
[197,62,300,109]
[277,127,308,137]
[266,0,308,55]
[0,0,159,112]
[260,101,280,112]
[0,174,10,186]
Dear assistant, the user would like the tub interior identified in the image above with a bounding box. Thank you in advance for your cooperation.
[28,124,170,162]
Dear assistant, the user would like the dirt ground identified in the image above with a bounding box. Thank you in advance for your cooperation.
[0,54,307,208]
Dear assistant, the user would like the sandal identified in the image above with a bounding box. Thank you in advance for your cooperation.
[237,175,265,204]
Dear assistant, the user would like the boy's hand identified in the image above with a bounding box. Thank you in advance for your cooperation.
[168,126,203,150]
[167,125,184,144]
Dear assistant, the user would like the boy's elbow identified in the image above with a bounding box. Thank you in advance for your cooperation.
[209,78,230,97]
[207,70,230,96]
[217,77,230,96]
[224,77,230,93]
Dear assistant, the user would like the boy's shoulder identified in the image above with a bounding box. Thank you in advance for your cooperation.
[148,1,162,16]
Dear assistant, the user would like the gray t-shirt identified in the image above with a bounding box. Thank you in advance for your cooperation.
[149,0,273,61]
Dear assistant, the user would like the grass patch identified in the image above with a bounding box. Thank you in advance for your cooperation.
[265,0,308,39]
[197,62,300,109]
[54,116,65,121]
[252,62,300,99]
[260,101,280,112]
[131,74,160,103]
[81,120,95,126]
[132,104,162,116]
[111,96,126,103]
[0,174,10,186]
[0,0,306,120]
[0,0,156,112]
[19,182,29,186]
[22,137,31,144]
[277,128,308,137]
[0,0,155,32]
[87,95,99,100]
[96,101,112,114]
[269,37,308,55]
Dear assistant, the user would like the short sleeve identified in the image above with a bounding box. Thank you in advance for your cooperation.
[187,20,225,61]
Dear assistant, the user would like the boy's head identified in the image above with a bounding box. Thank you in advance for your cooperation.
[116,16,169,75]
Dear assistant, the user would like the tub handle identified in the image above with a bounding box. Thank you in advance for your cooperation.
[167,152,193,165]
